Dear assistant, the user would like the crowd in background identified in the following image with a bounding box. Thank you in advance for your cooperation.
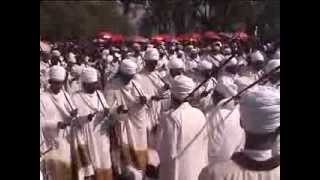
[40,34,280,180]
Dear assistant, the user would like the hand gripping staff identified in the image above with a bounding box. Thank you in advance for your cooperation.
[131,81,151,108]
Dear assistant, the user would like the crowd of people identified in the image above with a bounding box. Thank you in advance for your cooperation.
[40,36,280,180]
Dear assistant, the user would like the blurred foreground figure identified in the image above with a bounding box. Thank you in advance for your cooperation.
[159,75,208,180]
[199,86,280,180]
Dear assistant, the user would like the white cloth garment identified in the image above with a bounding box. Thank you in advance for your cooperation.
[159,102,208,180]
[216,74,238,98]
[104,77,149,171]
[171,75,195,101]
[265,59,280,74]
[240,86,280,134]
[198,158,280,180]
[80,67,98,83]
[120,59,138,75]
[206,99,245,163]
[49,65,66,81]
[72,90,113,177]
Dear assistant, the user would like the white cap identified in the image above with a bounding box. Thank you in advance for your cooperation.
[49,65,66,81]
[251,50,265,62]
[144,48,160,61]
[265,59,280,74]
[240,86,280,134]
[120,59,138,75]
[68,52,77,63]
[102,49,110,56]
[81,67,98,83]
[168,57,185,70]
[198,60,213,71]
[223,47,232,54]
[171,75,196,100]
[52,50,61,57]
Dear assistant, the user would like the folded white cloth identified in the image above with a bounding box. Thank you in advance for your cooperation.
[240,86,280,134]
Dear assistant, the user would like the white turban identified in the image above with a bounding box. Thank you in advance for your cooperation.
[273,49,280,59]
[214,41,222,47]
[225,57,238,67]
[190,48,198,54]
[49,65,66,81]
[216,76,238,98]
[250,50,264,62]
[102,49,109,56]
[68,52,76,63]
[265,59,280,74]
[52,50,61,57]
[198,60,213,70]
[120,59,138,75]
[168,57,185,70]
[144,48,159,61]
[71,64,84,77]
[81,67,98,83]
[171,75,196,101]
[223,47,232,55]
[240,86,280,134]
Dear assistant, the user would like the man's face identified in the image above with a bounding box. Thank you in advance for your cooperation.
[190,53,197,59]
[169,69,182,78]
[145,60,158,72]
[200,70,212,78]
[83,82,97,94]
[49,80,64,94]
[225,65,238,75]
[120,73,135,85]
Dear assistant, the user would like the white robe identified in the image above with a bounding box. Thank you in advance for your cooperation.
[159,102,208,180]
[72,90,113,179]
[198,159,280,180]
[206,100,245,163]
[104,77,149,171]
[40,90,74,180]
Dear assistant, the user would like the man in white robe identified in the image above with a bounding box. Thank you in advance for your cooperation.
[72,67,113,180]
[189,60,217,114]
[41,65,92,180]
[104,59,149,178]
[205,82,245,163]
[135,48,170,135]
[159,75,208,180]
[199,86,280,180]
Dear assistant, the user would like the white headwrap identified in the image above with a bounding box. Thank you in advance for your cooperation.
[71,64,84,77]
[168,57,185,70]
[52,50,61,57]
[240,86,280,134]
[102,49,110,56]
[216,77,238,98]
[250,50,264,62]
[171,75,195,101]
[49,65,66,81]
[68,52,76,63]
[225,57,238,67]
[81,67,98,83]
[120,59,138,75]
[265,59,280,74]
[190,48,198,54]
[214,41,222,47]
[223,47,232,55]
[144,48,159,61]
[198,60,213,70]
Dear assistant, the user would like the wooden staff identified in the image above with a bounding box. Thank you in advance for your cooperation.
[132,81,151,108]
[222,65,280,106]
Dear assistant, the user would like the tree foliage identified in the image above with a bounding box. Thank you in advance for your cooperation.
[40,1,135,41]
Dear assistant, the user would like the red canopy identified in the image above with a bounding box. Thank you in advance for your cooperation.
[127,35,149,43]
[203,31,221,40]
[177,32,202,42]
[111,33,125,43]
